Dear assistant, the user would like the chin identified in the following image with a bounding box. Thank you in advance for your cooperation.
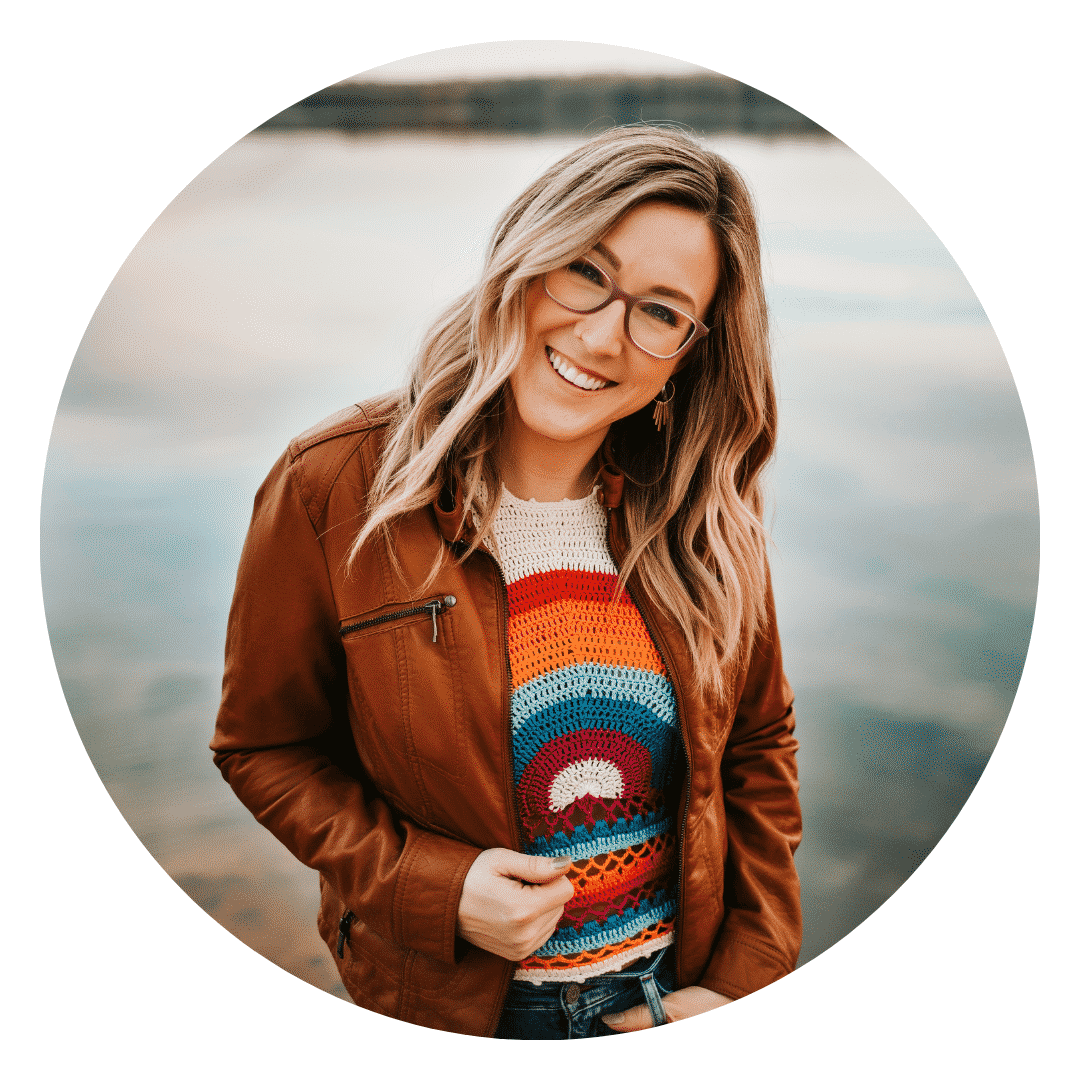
[520,410,608,446]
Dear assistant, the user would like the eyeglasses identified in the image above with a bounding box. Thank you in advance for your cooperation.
[543,257,710,360]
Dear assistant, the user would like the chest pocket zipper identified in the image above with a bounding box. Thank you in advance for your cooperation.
[339,595,457,643]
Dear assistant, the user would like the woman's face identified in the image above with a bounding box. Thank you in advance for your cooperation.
[507,200,720,458]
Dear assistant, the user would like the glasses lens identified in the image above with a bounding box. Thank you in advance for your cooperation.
[628,300,696,359]
[545,260,612,311]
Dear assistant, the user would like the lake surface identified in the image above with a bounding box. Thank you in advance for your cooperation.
[40,130,1037,999]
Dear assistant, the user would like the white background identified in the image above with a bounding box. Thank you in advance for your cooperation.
[6,2,1076,1075]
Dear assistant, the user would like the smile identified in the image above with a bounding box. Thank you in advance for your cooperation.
[545,347,614,391]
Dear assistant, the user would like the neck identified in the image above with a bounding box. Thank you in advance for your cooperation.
[497,420,607,503]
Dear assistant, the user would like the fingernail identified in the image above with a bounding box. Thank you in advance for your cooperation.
[602,1012,623,1025]
[550,856,572,868]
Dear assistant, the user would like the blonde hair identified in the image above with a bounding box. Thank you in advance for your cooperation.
[349,126,776,696]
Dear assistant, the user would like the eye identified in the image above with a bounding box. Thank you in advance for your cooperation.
[639,301,680,328]
[566,259,606,286]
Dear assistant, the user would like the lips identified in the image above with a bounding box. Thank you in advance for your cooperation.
[546,347,614,391]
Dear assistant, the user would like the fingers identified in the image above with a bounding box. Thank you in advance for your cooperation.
[456,848,575,961]
[603,986,734,1030]
[538,901,566,941]
[501,878,571,956]
[527,867,576,911]
[659,985,733,1019]
[601,1003,659,1032]
[466,849,573,911]
[520,875,575,929]
[499,850,573,885]
[509,906,564,960]
[488,849,575,915]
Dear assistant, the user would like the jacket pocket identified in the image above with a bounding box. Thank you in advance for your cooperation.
[340,594,457,643]
[339,594,468,808]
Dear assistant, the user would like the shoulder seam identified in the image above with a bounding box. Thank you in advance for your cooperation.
[288,401,394,459]
[286,403,396,525]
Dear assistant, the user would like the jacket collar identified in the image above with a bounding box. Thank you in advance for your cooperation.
[432,464,626,546]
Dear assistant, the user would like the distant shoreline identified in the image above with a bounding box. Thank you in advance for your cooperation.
[257,74,834,139]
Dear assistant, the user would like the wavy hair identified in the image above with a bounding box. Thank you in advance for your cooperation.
[348,126,776,696]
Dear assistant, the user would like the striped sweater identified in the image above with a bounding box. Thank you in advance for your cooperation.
[488,485,681,984]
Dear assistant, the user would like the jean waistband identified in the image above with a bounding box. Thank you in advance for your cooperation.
[596,945,670,982]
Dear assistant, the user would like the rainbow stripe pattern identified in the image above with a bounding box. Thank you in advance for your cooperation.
[488,487,681,984]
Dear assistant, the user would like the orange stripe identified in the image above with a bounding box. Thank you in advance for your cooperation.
[563,837,676,922]
[567,834,676,903]
[508,599,666,688]
[518,919,675,973]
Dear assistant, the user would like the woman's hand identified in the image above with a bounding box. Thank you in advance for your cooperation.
[602,985,734,1031]
[456,849,575,961]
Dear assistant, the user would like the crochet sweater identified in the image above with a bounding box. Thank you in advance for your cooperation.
[488,486,682,984]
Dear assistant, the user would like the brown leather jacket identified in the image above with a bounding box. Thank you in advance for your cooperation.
[211,400,802,1035]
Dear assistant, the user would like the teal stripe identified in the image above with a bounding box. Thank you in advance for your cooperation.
[527,816,670,861]
[511,663,676,731]
[533,897,678,957]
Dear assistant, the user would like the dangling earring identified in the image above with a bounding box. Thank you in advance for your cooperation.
[652,381,675,431]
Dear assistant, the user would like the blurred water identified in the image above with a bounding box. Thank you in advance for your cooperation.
[40,130,1037,995]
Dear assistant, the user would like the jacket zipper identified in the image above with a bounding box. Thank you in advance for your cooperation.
[476,545,524,1036]
[604,511,692,991]
[340,595,457,643]
[337,909,355,958]
[480,550,524,855]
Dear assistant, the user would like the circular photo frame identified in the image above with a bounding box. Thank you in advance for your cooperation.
[38,37,1038,1044]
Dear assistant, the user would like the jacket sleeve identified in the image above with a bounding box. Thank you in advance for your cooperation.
[210,449,482,967]
[697,578,802,999]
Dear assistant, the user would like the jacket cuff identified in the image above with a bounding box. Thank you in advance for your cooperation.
[696,929,794,1000]
[393,829,482,966]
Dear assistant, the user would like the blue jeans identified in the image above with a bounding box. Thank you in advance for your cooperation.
[493,947,677,1039]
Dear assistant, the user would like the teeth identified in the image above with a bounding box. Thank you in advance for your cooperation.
[547,348,609,391]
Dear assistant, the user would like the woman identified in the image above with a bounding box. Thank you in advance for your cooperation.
[211,126,801,1039]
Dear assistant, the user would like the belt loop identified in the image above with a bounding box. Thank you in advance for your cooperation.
[639,972,669,1027]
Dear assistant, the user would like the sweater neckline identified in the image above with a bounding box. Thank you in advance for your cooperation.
[499,483,601,510]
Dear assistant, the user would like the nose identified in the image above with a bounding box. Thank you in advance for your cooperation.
[575,299,627,357]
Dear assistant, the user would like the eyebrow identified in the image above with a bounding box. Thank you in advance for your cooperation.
[590,242,697,310]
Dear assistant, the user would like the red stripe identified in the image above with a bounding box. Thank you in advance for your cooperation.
[507,569,634,618]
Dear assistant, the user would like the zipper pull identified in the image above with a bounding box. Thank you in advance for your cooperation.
[424,595,457,642]
[336,910,355,958]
